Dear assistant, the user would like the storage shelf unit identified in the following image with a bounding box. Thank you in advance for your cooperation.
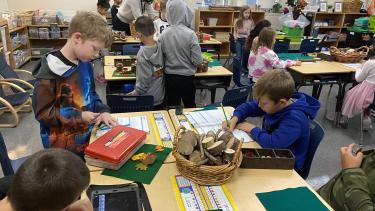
[309,12,368,47]
[195,9,265,58]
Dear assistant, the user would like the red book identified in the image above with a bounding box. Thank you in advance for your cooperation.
[85,125,146,165]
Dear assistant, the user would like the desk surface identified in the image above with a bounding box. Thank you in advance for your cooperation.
[200,38,222,45]
[289,61,357,75]
[104,65,233,81]
[168,107,260,149]
[87,111,176,171]
[104,55,132,66]
[88,162,333,210]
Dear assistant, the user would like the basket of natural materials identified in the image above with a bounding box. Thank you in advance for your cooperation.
[172,126,243,185]
[330,46,369,63]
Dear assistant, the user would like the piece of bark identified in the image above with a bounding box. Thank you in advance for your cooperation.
[202,136,215,149]
[189,150,202,163]
[203,149,221,165]
[177,130,198,155]
[206,131,216,140]
[219,131,234,144]
[198,135,205,158]
[223,148,235,163]
[206,140,225,156]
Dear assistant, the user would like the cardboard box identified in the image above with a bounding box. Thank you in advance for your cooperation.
[240,148,295,170]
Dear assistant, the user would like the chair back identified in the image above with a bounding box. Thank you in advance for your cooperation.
[229,33,236,54]
[122,44,141,55]
[106,94,154,113]
[300,38,319,54]
[222,86,251,108]
[232,57,244,87]
[0,132,28,176]
[317,35,328,52]
[312,27,320,38]
[299,120,325,179]
[273,38,291,54]
[0,53,19,79]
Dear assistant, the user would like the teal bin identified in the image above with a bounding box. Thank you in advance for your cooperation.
[282,25,303,37]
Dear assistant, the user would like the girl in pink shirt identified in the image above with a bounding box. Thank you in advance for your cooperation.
[234,6,254,63]
[247,27,301,82]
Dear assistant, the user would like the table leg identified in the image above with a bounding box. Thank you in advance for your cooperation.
[210,88,216,104]
[216,45,220,60]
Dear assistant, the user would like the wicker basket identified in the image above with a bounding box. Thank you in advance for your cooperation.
[330,46,369,63]
[17,11,33,26]
[172,126,243,185]
[342,0,362,13]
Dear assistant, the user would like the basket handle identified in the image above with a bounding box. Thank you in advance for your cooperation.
[172,126,186,148]
[230,139,244,166]
[356,46,369,54]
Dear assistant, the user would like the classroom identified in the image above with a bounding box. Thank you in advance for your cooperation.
[0,0,374,210]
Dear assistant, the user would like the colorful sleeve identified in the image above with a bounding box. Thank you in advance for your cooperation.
[32,79,84,127]
[267,51,295,69]
[233,100,265,122]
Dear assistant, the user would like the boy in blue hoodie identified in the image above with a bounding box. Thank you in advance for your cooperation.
[223,70,320,172]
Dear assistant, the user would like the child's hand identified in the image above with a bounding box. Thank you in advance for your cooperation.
[95,112,118,127]
[126,90,136,96]
[294,60,302,66]
[82,111,100,124]
[236,122,256,133]
[67,198,93,211]
[340,143,364,169]
[222,117,238,131]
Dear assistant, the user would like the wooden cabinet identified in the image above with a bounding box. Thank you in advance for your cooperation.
[195,9,265,58]
[309,12,368,47]
[0,18,12,67]
[9,25,31,68]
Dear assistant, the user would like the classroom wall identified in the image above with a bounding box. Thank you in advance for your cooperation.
[6,0,97,11]
[0,0,8,11]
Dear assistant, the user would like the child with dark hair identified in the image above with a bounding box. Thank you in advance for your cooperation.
[97,0,110,20]
[245,19,271,52]
[0,148,91,211]
[127,16,164,108]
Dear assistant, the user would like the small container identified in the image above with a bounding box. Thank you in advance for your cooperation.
[208,18,218,26]
[38,28,50,39]
[29,27,39,38]
[240,148,295,170]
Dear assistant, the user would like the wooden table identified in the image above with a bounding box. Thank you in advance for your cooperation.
[104,64,233,104]
[104,55,132,66]
[87,111,176,172]
[288,61,357,125]
[88,162,333,210]
[168,107,260,149]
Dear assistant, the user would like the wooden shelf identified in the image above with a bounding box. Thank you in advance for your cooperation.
[28,24,69,27]
[15,56,31,68]
[29,38,67,40]
[12,43,25,51]
[315,26,342,29]
[9,26,27,33]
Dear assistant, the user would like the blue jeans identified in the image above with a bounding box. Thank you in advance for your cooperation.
[236,38,246,63]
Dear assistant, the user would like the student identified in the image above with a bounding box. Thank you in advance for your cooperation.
[153,0,169,41]
[158,0,203,108]
[113,0,156,35]
[341,60,375,129]
[0,148,92,211]
[111,0,123,20]
[318,143,375,210]
[32,11,118,157]
[245,19,271,53]
[247,27,301,82]
[97,0,110,20]
[234,5,254,63]
[127,16,164,109]
[222,70,320,173]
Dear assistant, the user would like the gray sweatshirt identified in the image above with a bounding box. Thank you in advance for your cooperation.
[117,0,155,24]
[135,44,164,106]
[158,0,203,76]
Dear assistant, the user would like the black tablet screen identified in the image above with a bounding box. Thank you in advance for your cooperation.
[93,191,139,211]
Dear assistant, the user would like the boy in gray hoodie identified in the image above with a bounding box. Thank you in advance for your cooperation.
[127,16,165,108]
[158,0,203,108]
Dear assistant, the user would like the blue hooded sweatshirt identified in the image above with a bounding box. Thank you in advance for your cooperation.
[233,92,320,172]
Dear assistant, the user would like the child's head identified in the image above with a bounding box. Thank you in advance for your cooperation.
[97,0,110,16]
[246,19,271,51]
[68,11,112,61]
[159,0,167,20]
[256,27,276,53]
[253,69,295,114]
[7,148,90,211]
[114,0,123,5]
[135,16,156,40]
[236,6,251,29]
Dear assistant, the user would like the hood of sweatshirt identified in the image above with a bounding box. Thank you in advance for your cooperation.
[166,0,193,27]
[265,92,320,126]
[32,53,79,79]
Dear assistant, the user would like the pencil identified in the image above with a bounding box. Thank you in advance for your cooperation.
[221,103,230,128]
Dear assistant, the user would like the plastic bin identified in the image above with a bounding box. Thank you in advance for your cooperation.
[33,15,58,25]
[38,28,50,39]
[208,18,218,26]
[282,25,303,37]
[31,48,53,56]
[28,27,39,38]
[61,29,69,38]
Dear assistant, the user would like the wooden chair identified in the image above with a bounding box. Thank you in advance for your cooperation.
[0,54,36,93]
[0,80,32,127]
